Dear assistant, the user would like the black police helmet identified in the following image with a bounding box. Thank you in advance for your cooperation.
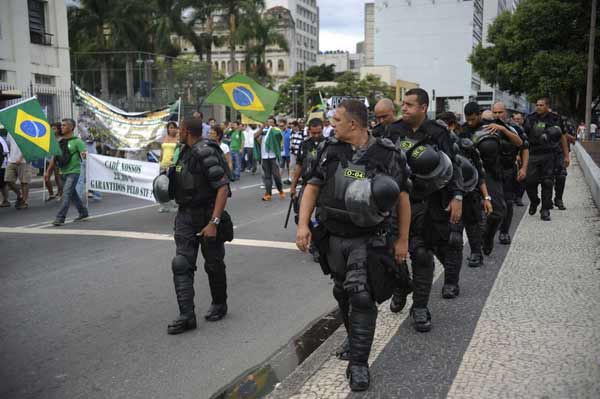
[456,154,478,193]
[408,144,441,175]
[153,174,170,203]
[371,174,400,212]
[472,128,500,160]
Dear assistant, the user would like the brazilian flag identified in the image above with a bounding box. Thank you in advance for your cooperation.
[205,73,279,123]
[0,97,61,161]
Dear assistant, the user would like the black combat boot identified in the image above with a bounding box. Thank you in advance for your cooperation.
[529,199,540,215]
[540,209,551,221]
[204,303,228,321]
[167,314,197,335]
[468,252,484,267]
[410,306,431,332]
[168,273,197,335]
[515,197,524,207]
[442,284,460,299]
[498,232,511,245]
[390,289,410,313]
[346,364,370,392]
[554,199,566,210]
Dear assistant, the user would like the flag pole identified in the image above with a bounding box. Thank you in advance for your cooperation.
[42,157,46,204]
[177,96,182,126]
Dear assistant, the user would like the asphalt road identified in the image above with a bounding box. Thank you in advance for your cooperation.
[0,173,334,399]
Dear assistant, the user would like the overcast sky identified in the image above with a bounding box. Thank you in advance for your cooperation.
[318,0,366,53]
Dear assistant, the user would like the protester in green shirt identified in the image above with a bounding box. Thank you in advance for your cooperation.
[229,121,244,181]
[52,118,89,226]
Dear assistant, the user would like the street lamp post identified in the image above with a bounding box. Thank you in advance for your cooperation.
[585,0,597,140]
[136,56,143,98]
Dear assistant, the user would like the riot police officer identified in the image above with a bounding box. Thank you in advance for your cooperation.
[437,112,489,293]
[163,118,233,335]
[553,116,576,210]
[290,117,326,262]
[463,103,522,256]
[296,100,411,391]
[492,102,529,244]
[372,98,404,143]
[388,89,464,332]
[523,97,569,221]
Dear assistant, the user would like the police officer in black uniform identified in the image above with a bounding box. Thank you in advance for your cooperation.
[296,100,411,391]
[523,97,569,221]
[165,118,232,335]
[436,112,489,293]
[553,116,576,210]
[372,98,404,143]
[492,102,529,244]
[463,104,522,256]
[388,89,464,332]
[290,117,326,262]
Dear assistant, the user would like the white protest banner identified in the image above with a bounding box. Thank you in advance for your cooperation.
[87,153,159,202]
[327,96,370,109]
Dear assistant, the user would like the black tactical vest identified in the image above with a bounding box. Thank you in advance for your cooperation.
[317,138,396,237]
[173,141,218,206]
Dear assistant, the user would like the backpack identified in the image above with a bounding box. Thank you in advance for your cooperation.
[56,138,75,168]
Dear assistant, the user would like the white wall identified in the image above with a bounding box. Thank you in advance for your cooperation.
[374,0,475,102]
[0,0,71,91]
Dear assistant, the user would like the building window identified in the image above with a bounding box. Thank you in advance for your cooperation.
[0,70,7,82]
[34,74,55,86]
[28,0,52,45]
[214,62,219,71]
[278,59,285,72]
[221,61,226,71]
[267,60,273,72]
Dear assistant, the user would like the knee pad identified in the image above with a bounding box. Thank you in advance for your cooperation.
[541,178,554,189]
[412,247,433,268]
[349,290,376,312]
[172,255,193,275]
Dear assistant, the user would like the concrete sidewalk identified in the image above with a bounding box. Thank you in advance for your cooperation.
[269,155,600,399]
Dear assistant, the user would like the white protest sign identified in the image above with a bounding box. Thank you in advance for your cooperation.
[87,153,159,202]
[327,96,370,109]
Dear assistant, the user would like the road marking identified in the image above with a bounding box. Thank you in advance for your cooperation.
[18,203,160,228]
[0,227,298,250]
[236,183,262,190]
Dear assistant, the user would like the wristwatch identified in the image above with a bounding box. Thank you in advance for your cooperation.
[453,195,463,201]
[209,217,221,225]
[484,195,492,201]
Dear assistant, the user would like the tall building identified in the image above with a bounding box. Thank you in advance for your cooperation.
[479,0,528,111]
[373,0,484,115]
[364,3,375,66]
[265,0,320,71]
[0,0,72,121]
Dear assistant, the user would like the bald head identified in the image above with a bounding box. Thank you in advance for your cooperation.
[374,98,396,126]
[492,102,508,121]
[481,110,494,121]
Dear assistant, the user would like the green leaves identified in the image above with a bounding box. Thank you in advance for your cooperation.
[469,0,596,117]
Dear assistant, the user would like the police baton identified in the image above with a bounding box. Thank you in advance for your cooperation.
[284,196,294,229]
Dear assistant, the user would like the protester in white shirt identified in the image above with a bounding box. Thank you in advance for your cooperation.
[0,134,10,206]
[243,124,258,173]
[323,119,334,138]
[209,125,233,171]
[4,133,32,209]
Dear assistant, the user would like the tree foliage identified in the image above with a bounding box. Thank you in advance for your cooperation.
[469,0,596,117]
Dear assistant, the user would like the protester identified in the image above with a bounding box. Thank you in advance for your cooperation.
[279,118,292,184]
[4,132,33,210]
[289,121,305,177]
[0,131,9,207]
[243,123,257,173]
[255,117,284,201]
[323,118,334,138]
[158,121,180,212]
[228,121,244,181]
[209,125,233,171]
[52,118,89,226]
[76,120,102,201]
[590,121,597,141]
[192,111,211,139]
[576,121,586,140]
[43,122,64,201]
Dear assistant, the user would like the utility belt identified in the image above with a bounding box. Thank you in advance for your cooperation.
[178,201,215,212]
[177,206,234,242]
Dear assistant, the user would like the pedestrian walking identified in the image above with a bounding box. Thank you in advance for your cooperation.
[228,121,244,181]
[158,121,179,212]
[51,119,89,226]
[243,123,257,173]
[255,117,285,201]
[4,132,33,210]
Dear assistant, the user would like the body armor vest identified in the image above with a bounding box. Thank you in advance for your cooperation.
[173,141,218,206]
[318,139,395,237]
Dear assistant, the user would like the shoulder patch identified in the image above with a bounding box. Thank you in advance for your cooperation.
[376,137,396,149]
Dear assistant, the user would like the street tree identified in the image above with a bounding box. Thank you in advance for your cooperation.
[469,0,596,117]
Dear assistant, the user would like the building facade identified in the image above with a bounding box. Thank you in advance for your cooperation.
[479,0,528,111]
[317,51,350,73]
[0,0,72,121]
[364,3,375,67]
[373,0,484,116]
[265,0,320,71]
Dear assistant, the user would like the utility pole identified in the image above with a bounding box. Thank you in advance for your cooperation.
[302,61,306,119]
[585,0,597,140]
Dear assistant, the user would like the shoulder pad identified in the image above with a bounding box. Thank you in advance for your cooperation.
[375,137,396,150]
[435,119,449,129]
[460,138,475,149]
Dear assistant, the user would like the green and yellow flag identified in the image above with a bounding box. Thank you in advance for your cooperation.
[0,97,61,161]
[205,73,279,123]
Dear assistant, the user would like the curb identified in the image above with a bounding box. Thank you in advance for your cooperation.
[574,142,600,209]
